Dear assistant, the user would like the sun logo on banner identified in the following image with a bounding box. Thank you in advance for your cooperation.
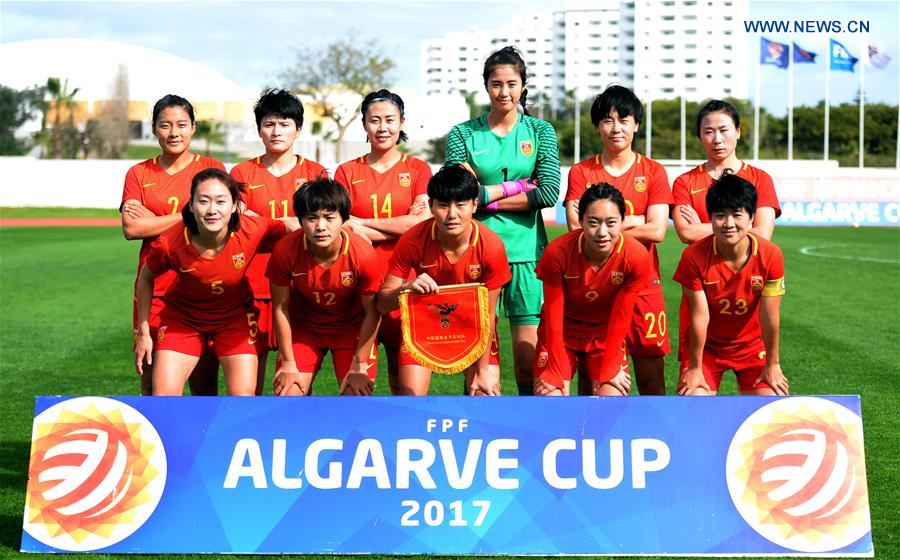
[726,397,870,553]
[24,397,166,552]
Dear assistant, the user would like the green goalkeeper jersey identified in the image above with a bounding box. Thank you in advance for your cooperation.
[445,113,561,263]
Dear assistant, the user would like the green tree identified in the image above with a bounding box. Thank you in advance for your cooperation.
[0,83,44,155]
[40,77,81,158]
[280,36,394,162]
[194,120,224,157]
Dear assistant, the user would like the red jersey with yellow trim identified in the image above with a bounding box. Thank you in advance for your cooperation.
[565,153,672,292]
[121,154,225,296]
[334,154,431,260]
[145,216,287,327]
[673,233,785,352]
[388,218,512,290]
[230,155,327,299]
[672,162,781,221]
[537,230,649,339]
[266,229,383,335]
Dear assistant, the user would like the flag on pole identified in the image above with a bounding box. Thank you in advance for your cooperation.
[867,45,892,69]
[793,43,817,63]
[830,39,858,72]
[760,37,789,68]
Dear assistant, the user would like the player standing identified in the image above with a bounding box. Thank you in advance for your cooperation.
[445,46,561,395]
[563,85,672,395]
[266,179,383,396]
[377,166,512,396]
[134,169,292,396]
[335,89,432,394]
[230,89,327,394]
[672,99,780,243]
[121,94,224,395]
[533,184,649,396]
[673,173,788,396]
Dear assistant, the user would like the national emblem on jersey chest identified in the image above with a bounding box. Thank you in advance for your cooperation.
[341,271,355,287]
[398,172,411,188]
[232,252,246,270]
[634,176,647,193]
[520,140,533,157]
[611,271,625,286]
[295,178,308,190]
[750,275,764,292]
[467,264,482,280]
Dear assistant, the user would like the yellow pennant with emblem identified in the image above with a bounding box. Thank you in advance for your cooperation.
[399,283,490,374]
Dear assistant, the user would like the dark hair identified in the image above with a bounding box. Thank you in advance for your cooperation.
[152,94,195,128]
[695,99,740,138]
[706,171,757,216]
[293,177,350,222]
[182,168,242,234]
[428,165,479,203]
[578,183,626,222]
[483,46,530,116]
[360,89,408,143]
[254,88,304,130]
[590,85,643,127]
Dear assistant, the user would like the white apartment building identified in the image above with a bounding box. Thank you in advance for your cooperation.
[421,1,748,108]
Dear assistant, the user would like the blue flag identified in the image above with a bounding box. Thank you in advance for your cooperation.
[760,37,789,68]
[830,38,858,72]
[793,42,817,63]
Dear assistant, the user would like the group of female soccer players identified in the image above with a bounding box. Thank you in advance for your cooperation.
[123,46,788,398]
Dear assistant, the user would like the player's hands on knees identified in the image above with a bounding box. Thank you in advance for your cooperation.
[533,376,563,396]
[273,362,310,396]
[757,363,789,396]
[678,365,710,396]
[340,372,375,396]
[134,334,154,376]
[595,367,631,396]
[679,205,702,225]
[404,273,439,294]
[469,366,501,396]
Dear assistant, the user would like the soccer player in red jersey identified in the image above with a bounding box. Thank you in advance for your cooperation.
[133,169,292,396]
[230,89,327,394]
[378,166,512,396]
[120,94,225,395]
[563,86,672,395]
[673,173,788,396]
[672,100,780,244]
[534,184,650,396]
[266,179,384,396]
[334,90,432,394]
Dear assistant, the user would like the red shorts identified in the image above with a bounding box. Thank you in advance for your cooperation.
[255,298,276,353]
[399,329,500,368]
[156,306,261,357]
[534,329,629,382]
[680,340,772,393]
[284,328,378,382]
[626,289,671,357]
[133,296,217,356]
[378,308,402,350]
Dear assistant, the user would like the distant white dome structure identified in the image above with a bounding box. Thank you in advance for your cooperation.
[0,38,260,140]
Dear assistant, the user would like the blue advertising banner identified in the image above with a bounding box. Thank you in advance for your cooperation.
[22,396,873,556]
[779,201,900,226]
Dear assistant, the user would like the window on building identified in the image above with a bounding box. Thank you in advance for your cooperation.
[663,15,675,20]
[685,73,696,78]
[686,29,697,34]
[662,87,674,93]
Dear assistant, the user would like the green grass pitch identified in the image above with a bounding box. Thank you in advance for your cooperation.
[0,223,897,559]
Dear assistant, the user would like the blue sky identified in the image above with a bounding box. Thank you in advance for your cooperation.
[1,0,897,115]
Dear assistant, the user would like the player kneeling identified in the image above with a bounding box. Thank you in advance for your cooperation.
[673,173,788,396]
[267,179,384,396]
[378,166,512,396]
[533,184,649,396]
[134,168,292,395]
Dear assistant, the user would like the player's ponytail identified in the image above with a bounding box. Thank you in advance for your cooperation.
[483,46,530,116]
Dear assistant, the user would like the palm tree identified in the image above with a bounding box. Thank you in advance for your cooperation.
[194,120,224,157]
[41,77,80,158]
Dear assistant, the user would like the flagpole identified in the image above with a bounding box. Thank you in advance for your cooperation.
[754,57,761,161]
[788,47,794,160]
[859,39,865,168]
[646,94,653,158]
[824,40,830,162]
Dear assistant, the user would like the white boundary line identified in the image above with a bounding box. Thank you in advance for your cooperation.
[798,244,900,265]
